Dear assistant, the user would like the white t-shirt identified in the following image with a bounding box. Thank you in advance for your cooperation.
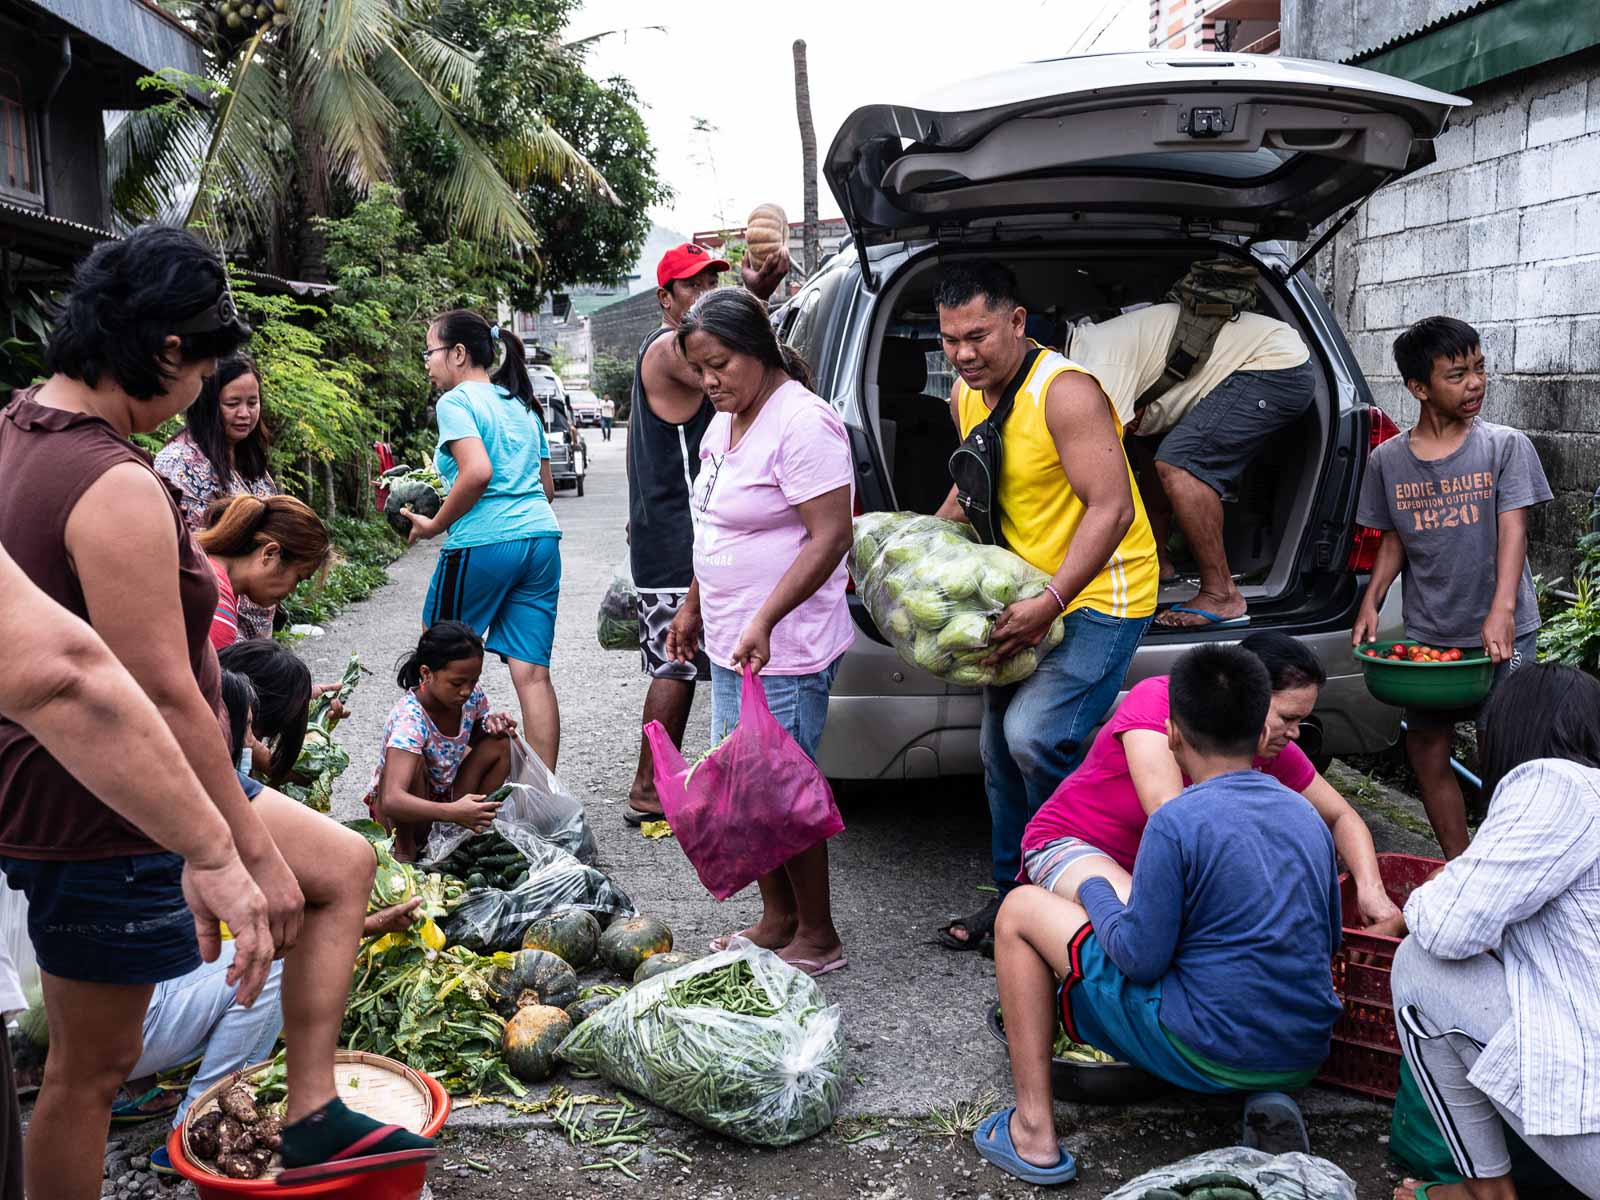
[1068,303,1309,435]
[601,399,615,418]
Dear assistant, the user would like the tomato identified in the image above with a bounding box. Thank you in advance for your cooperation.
[1445,648,1462,661]
[1364,648,1378,657]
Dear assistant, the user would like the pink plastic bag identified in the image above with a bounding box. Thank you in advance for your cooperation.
[645,669,844,900]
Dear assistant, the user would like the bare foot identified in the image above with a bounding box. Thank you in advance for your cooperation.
[1009,1108,1062,1170]
[1394,1178,1519,1200]
[711,920,795,952]
[778,932,844,970]
[1154,589,1247,628]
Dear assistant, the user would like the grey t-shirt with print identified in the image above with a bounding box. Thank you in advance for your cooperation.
[1356,420,1551,646]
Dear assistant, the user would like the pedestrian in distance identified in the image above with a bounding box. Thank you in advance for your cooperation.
[666,286,854,977]
[623,239,791,826]
[404,309,562,768]
[600,392,615,442]
[1351,316,1551,860]
[0,224,431,1196]
[932,261,1159,954]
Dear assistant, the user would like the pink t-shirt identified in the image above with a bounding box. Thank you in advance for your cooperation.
[1021,676,1317,874]
[691,379,855,675]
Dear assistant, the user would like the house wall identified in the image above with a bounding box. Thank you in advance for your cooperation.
[1282,5,1600,573]
[589,290,663,366]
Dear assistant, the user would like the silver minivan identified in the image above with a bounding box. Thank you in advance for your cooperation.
[781,52,1468,780]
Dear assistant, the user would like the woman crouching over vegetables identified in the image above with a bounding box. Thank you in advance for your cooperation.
[198,493,331,651]
[0,225,433,1197]
[365,621,519,861]
[666,287,855,977]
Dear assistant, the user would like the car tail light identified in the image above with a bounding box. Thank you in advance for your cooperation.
[1347,405,1400,572]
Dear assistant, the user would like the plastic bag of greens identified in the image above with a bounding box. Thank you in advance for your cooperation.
[558,941,844,1147]
[848,511,1064,688]
[1102,1147,1356,1200]
[438,857,635,952]
[420,736,597,869]
[597,561,640,651]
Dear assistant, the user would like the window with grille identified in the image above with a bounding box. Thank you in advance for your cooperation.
[0,69,39,203]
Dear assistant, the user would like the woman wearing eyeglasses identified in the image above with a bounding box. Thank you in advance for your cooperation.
[665,287,855,977]
[404,310,562,767]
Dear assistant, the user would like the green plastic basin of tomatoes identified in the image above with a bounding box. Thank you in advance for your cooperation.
[1352,641,1495,709]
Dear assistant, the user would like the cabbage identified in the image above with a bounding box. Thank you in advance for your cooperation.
[923,558,978,600]
[901,588,952,627]
[947,663,992,687]
[1043,617,1066,651]
[977,566,1019,609]
[935,612,991,653]
[881,538,922,567]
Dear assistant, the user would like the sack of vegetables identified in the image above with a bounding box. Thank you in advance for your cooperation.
[557,941,845,1147]
[439,857,635,953]
[420,736,597,867]
[596,561,640,651]
[848,511,1064,688]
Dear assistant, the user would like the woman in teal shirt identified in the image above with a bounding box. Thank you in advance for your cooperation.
[403,309,562,765]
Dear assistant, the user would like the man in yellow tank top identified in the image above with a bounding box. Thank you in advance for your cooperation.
[930,262,1159,953]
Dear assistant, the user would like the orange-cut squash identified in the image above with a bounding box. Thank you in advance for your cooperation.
[745,204,788,269]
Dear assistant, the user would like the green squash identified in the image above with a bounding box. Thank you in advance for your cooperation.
[598,916,674,979]
[632,951,695,984]
[384,477,443,538]
[521,909,601,970]
[501,1004,570,1082]
[564,994,616,1027]
[509,949,579,1010]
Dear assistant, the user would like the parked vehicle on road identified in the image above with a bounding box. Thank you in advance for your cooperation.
[530,364,587,497]
[568,388,603,427]
[784,51,1467,781]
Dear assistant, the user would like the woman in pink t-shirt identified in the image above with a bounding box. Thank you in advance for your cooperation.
[1021,631,1401,929]
[666,287,855,977]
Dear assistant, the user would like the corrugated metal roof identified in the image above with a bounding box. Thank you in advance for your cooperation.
[18,0,205,79]
[1348,0,1504,63]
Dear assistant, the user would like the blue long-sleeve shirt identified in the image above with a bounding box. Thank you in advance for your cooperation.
[1078,770,1344,1071]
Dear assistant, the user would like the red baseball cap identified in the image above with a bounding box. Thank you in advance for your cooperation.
[657,242,730,288]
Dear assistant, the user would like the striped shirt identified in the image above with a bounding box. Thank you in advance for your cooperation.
[1404,758,1600,1137]
[208,556,240,650]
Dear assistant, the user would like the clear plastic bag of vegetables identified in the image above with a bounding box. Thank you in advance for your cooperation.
[596,560,640,651]
[848,511,1064,688]
[557,941,844,1147]
[438,856,635,953]
[1103,1147,1356,1200]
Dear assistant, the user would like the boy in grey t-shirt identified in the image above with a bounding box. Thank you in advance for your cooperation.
[1353,317,1551,861]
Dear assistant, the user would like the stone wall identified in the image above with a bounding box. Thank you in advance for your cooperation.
[589,290,662,365]
[1294,37,1600,574]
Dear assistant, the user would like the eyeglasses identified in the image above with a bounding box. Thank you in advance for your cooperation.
[421,346,450,363]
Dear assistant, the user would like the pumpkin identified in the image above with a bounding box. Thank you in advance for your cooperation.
[598,916,674,979]
[384,477,443,538]
[508,949,579,1011]
[522,908,601,970]
[564,995,616,1027]
[502,1004,570,1082]
[632,951,695,984]
[487,964,519,1015]
[744,203,788,270]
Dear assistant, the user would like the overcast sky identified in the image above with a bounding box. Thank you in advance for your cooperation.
[568,0,1147,236]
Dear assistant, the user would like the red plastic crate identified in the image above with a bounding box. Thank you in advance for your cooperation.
[1316,853,1443,1100]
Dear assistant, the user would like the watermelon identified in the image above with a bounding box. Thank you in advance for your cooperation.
[521,909,600,970]
[501,1005,570,1082]
[632,951,695,984]
[384,477,443,538]
[508,949,578,1010]
[598,916,673,979]
[564,995,616,1027]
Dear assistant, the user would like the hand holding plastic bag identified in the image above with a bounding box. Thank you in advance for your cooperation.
[597,560,640,651]
[848,511,1064,688]
[646,670,844,901]
[420,735,597,868]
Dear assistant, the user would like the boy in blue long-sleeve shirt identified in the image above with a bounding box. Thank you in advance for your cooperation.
[974,645,1343,1187]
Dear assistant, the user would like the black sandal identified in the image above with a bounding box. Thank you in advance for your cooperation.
[937,896,1002,952]
[623,805,663,827]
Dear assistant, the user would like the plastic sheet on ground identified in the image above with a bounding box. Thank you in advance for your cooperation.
[1102,1146,1357,1200]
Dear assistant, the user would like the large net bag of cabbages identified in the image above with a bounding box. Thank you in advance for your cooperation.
[847,512,1063,688]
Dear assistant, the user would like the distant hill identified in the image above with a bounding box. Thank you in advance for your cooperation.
[629,222,691,294]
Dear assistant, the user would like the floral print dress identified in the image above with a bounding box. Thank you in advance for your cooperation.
[363,685,492,859]
[153,432,279,638]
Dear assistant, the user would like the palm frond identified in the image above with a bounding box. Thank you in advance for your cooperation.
[494,117,617,204]
[399,29,479,108]
[558,26,666,54]
[302,60,396,187]
[291,0,394,66]
[107,98,211,224]
[184,28,292,241]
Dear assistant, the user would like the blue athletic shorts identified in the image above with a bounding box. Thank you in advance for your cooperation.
[1058,926,1231,1094]
[424,535,561,667]
[0,852,200,985]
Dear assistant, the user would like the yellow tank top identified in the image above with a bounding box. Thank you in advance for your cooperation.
[957,345,1159,619]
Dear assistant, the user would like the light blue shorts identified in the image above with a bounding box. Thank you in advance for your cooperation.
[709,659,841,762]
[424,535,561,667]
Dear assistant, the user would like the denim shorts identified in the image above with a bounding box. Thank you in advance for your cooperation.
[0,852,200,985]
[424,535,562,667]
[710,659,841,762]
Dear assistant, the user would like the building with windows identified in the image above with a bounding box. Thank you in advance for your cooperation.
[1148,0,1280,55]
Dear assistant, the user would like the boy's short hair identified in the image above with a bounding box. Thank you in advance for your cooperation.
[1169,645,1272,758]
[935,261,1022,312]
[1393,316,1480,388]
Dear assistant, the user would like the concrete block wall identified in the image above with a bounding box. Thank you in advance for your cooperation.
[1313,45,1600,575]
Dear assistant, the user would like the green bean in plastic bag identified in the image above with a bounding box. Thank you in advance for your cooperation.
[556,941,845,1147]
[596,561,640,651]
[848,511,1063,688]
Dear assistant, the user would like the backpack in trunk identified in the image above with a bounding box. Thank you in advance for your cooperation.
[1134,257,1261,414]
[948,347,1042,547]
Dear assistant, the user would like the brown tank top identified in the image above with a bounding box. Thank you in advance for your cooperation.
[0,392,225,860]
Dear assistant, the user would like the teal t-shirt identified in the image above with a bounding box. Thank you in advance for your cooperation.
[433,381,560,550]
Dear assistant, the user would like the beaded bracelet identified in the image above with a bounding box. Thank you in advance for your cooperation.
[1043,583,1067,613]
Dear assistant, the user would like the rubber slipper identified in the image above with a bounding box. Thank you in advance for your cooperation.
[110,1086,178,1126]
[1397,1181,1441,1200]
[1242,1091,1309,1155]
[1155,605,1250,629]
[784,956,848,978]
[972,1107,1078,1186]
[938,896,1002,952]
[622,806,663,827]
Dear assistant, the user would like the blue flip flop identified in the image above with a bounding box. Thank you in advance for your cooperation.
[972,1107,1078,1186]
[1157,604,1250,629]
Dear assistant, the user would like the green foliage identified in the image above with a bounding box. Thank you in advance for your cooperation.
[591,353,634,419]
[278,516,405,628]
[1537,529,1600,677]
[0,287,52,406]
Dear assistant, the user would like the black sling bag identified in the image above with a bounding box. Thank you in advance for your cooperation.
[947,347,1043,547]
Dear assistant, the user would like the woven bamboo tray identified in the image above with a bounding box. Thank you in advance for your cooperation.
[181,1050,434,1181]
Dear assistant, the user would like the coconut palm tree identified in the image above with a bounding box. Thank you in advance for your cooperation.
[792,38,818,277]
[110,0,614,279]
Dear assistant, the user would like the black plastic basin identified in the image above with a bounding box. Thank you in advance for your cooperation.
[986,1001,1170,1105]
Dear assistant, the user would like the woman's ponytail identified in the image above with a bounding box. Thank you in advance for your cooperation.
[491,326,535,409]
[196,493,332,573]
[431,310,535,409]
[778,342,813,390]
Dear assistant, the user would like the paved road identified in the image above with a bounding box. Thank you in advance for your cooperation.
[296,431,1412,1198]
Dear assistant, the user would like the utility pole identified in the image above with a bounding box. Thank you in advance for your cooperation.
[793,39,819,275]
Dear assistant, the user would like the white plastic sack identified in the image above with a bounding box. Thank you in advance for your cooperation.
[420,735,597,867]
[1102,1147,1357,1200]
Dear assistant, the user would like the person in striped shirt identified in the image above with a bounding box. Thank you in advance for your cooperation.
[1391,663,1600,1200]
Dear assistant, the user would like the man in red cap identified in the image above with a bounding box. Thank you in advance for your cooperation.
[623,240,791,824]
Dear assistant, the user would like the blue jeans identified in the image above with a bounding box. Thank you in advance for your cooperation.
[982,607,1150,892]
[710,660,841,761]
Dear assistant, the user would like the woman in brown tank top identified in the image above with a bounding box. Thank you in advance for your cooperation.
[0,226,432,1196]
